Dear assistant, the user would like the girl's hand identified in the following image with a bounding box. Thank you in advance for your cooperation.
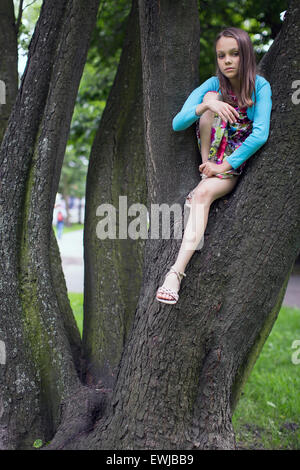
[199,161,222,177]
[206,100,239,124]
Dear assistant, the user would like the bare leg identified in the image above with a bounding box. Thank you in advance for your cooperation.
[199,91,221,162]
[186,91,222,205]
[156,176,238,301]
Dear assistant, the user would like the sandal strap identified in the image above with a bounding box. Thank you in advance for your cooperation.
[157,286,179,301]
[166,266,186,283]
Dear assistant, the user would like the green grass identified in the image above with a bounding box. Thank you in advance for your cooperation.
[68,292,83,336]
[67,293,300,449]
[233,306,300,449]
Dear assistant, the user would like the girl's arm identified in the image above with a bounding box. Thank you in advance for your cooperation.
[225,80,272,170]
[172,76,219,131]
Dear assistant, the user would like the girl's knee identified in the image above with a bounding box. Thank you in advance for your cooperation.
[203,91,222,103]
[200,92,222,123]
[193,184,212,204]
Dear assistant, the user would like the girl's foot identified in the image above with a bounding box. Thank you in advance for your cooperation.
[156,266,186,304]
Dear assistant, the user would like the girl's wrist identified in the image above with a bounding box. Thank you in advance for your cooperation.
[195,103,209,117]
[219,161,233,172]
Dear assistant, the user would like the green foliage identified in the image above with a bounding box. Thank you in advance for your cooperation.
[90,0,131,74]
[198,0,288,82]
[33,438,43,448]
[14,0,43,77]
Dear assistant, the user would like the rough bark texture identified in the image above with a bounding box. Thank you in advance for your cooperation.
[1,0,299,452]
[82,0,147,388]
[0,0,18,142]
[61,0,299,450]
[0,0,100,449]
[138,0,201,205]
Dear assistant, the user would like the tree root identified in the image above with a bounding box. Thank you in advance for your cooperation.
[44,385,111,450]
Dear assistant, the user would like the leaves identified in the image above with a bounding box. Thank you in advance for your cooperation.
[33,438,43,448]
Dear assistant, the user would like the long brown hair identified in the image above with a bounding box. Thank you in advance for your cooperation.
[215,27,257,108]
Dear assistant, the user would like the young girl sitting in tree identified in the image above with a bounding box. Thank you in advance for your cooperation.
[156,26,272,304]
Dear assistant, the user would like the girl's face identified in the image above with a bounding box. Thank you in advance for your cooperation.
[216,36,240,80]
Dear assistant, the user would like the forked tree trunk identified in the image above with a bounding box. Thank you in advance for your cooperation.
[61,0,299,450]
[1,0,299,451]
[0,0,100,449]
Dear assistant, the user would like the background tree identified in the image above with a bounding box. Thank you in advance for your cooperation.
[0,0,100,449]
[82,0,147,389]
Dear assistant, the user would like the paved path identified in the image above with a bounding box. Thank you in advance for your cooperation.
[283,274,300,309]
[57,229,84,293]
[57,230,300,308]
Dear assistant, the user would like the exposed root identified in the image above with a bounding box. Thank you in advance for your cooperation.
[44,385,111,450]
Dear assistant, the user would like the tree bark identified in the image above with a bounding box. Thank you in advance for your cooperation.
[0,0,18,142]
[0,0,100,449]
[82,0,147,388]
[1,0,299,452]
[138,0,201,205]
[61,0,299,450]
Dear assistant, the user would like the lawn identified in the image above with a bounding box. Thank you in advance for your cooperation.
[233,306,300,450]
[68,292,300,450]
[68,292,84,336]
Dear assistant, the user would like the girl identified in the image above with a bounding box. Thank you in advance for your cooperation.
[156,27,272,304]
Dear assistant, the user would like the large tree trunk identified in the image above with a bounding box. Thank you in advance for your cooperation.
[59,0,298,450]
[0,0,18,142]
[138,0,201,205]
[0,0,100,449]
[1,0,299,451]
[82,0,147,389]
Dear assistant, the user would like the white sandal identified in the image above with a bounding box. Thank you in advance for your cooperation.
[156,266,186,304]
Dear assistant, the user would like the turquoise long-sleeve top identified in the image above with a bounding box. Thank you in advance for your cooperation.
[172,75,272,170]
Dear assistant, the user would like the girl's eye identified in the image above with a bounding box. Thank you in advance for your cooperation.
[218,52,239,58]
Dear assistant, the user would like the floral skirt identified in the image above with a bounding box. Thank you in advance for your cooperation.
[196,93,253,179]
